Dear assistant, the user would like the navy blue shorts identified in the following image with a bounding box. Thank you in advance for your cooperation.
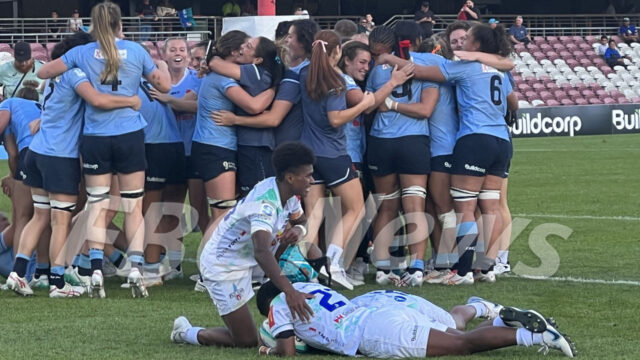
[367,135,431,176]
[81,129,147,175]
[13,148,28,181]
[313,155,357,188]
[504,140,514,178]
[451,134,511,178]
[144,142,187,191]
[237,145,275,194]
[430,154,453,174]
[190,141,236,182]
[185,156,200,179]
[22,150,81,195]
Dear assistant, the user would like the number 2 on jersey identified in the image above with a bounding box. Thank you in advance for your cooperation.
[309,288,346,312]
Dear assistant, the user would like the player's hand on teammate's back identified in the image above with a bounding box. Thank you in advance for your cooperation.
[149,88,170,103]
[28,119,41,135]
[285,289,314,322]
[453,50,478,61]
[211,110,236,126]
[391,63,415,87]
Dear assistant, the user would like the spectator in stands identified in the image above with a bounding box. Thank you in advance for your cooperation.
[67,9,83,33]
[488,18,499,29]
[365,14,375,32]
[457,0,478,21]
[415,1,436,39]
[619,17,638,44]
[597,35,609,56]
[156,0,177,32]
[222,0,241,17]
[137,0,159,41]
[605,39,631,68]
[334,19,358,40]
[48,11,63,41]
[0,42,44,101]
[509,16,531,46]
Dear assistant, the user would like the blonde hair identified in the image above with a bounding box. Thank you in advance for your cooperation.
[90,2,122,84]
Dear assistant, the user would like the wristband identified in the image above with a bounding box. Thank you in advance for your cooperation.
[393,101,399,111]
[384,96,394,109]
[294,224,308,237]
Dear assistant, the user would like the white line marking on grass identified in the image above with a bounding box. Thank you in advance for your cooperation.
[513,213,640,221]
[503,274,640,286]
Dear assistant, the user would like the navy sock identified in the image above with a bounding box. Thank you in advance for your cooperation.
[455,222,478,277]
[35,262,50,278]
[89,248,104,272]
[78,254,92,276]
[108,251,124,268]
[49,266,65,289]
[13,254,31,278]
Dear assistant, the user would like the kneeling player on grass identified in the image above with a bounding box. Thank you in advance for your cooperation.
[255,281,576,358]
[170,142,316,348]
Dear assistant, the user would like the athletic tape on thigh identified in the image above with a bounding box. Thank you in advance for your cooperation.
[450,187,479,202]
[208,197,237,209]
[377,189,401,201]
[50,199,76,213]
[86,186,110,203]
[478,189,500,200]
[120,189,144,199]
[437,209,456,229]
[401,185,427,199]
[32,194,51,209]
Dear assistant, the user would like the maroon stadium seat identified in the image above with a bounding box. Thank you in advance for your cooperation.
[533,83,546,91]
[618,97,630,104]
[540,91,554,101]
[566,59,579,67]
[588,97,603,104]
[29,43,44,51]
[631,97,640,103]
[571,36,584,42]
[579,58,592,67]
[518,83,532,92]
[540,43,552,51]
[546,82,559,91]
[603,97,617,104]
[568,89,581,99]
[515,92,525,100]
[0,43,13,54]
[586,35,597,42]
[546,99,561,106]
[582,89,595,97]
[525,91,539,100]
[554,90,568,100]
[596,89,608,97]
[610,90,623,99]
[553,43,566,51]
[575,98,588,105]
[559,50,573,59]
[533,36,545,43]
[561,98,575,106]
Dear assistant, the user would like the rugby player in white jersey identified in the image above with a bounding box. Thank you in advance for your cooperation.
[169,142,316,348]
[254,282,576,358]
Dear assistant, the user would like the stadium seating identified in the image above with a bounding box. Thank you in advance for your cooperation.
[513,34,640,107]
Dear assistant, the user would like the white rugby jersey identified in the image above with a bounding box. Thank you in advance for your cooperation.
[268,282,372,356]
[351,289,456,329]
[200,177,303,280]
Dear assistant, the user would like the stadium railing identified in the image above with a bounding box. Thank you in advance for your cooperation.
[383,13,635,36]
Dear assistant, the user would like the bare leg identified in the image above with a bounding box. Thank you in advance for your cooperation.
[426,327,517,356]
[196,304,259,348]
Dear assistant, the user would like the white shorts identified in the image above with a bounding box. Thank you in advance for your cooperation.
[358,307,449,358]
[202,273,254,316]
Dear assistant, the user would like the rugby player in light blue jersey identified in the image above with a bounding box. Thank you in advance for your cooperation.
[366,23,439,287]
[0,83,42,292]
[149,38,209,245]
[5,32,142,298]
[208,36,284,196]
[37,1,171,298]
[191,31,274,228]
[210,20,320,152]
[378,23,519,286]
[298,30,375,290]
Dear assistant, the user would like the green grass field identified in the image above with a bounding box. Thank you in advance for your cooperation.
[1,134,639,359]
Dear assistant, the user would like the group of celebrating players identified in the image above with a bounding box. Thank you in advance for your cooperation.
[0,1,577,357]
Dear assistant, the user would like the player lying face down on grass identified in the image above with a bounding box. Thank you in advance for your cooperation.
[169,142,318,348]
[254,281,577,358]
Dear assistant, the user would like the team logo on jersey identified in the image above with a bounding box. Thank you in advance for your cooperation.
[394,295,407,302]
[268,306,275,328]
[411,325,419,342]
[481,64,499,74]
[229,283,244,301]
[261,204,274,217]
[94,49,128,59]
[333,314,344,324]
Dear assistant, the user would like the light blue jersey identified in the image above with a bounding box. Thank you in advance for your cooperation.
[29,69,88,158]
[366,64,429,138]
[299,66,348,158]
[274,70,303,145]
[411,52,458,157]
[237,64,275,149]
[0,98,40,151]
[439,60,512,141]
[342,74,366,163]
[61,39,157,136]
[288,59,310,74]
[170,68,201,155]
[139,80,181,144]
[192,72,238,150]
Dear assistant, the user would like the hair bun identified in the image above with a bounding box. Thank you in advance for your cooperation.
[21,80,39,89]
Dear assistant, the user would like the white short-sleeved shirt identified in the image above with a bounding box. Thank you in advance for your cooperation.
[200,177,303,281]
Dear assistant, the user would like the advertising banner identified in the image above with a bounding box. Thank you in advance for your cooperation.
[512,104,640,138]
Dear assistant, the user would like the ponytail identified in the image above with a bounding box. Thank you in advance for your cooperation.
[469,24,513,58]
[306,30,344,101]
[254,37,284,87]
[90,1,122,84]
